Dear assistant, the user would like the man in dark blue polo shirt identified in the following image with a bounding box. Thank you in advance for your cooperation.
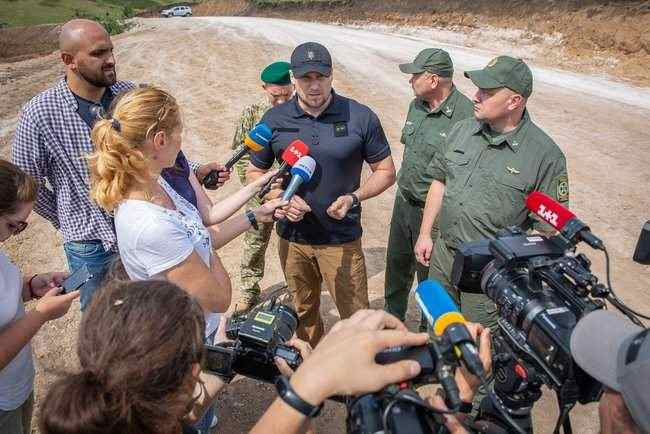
[247,42,396,346]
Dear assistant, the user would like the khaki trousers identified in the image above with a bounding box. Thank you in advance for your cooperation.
[279,238,369,346]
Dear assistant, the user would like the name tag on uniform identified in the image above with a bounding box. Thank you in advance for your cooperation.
[333,122,348,137]
[277,127,300,133]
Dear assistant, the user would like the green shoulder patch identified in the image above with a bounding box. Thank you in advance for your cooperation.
[555,175,569,202]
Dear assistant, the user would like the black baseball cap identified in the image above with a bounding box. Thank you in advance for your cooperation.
[290,42,332,78]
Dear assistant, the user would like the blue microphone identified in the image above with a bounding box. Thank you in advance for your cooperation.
[282,156,316,202]
[415,280,486,380]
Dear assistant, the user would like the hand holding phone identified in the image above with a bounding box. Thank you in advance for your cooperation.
[60,264,94,294]
[34,287,79,321]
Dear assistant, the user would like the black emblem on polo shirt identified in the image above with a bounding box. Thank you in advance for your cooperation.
[333,122,348,137]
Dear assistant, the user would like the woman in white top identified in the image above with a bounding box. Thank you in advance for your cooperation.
[0,160,79,434]
[88,85,283,332]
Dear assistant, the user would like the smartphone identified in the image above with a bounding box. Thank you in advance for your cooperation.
[61,264,94,294]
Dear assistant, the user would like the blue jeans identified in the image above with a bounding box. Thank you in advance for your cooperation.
[63,240,117,311]
[193,329,218,434]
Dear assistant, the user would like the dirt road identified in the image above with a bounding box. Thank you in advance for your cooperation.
[1,17,649,433]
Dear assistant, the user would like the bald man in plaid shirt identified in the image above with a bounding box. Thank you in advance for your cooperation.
[12,19,228,310]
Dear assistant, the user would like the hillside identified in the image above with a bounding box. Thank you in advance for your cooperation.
[0,0,181,27]
[194,0,650,84]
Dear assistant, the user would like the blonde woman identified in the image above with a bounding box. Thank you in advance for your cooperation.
[88,87,283,431]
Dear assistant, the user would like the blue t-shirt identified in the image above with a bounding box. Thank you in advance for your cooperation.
[252,91,391,245]
[161,151,197,208]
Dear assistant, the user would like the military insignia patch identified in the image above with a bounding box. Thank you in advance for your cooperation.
[334,122,348,137]
[556,175,569,202]
[307,51,315,60]
[506,166,520,175]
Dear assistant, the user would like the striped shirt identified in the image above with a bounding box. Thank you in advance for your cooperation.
[12,78,136,251]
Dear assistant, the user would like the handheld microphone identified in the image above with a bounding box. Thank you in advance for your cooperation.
[257,140,310,199]
[202,122,272,189]
[525,191,604,250]
[282,156,316,202]
[415,280,486,381]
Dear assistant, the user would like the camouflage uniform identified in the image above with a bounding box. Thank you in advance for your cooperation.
[232,98,274,304]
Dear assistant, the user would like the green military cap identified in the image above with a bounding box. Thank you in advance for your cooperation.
[399,48,454,77]
[260,61,291,85]
[464,56,533,98]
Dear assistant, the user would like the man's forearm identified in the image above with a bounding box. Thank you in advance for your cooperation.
[250,398,311,434]
[419,180,445,236]
[354,157,396,201]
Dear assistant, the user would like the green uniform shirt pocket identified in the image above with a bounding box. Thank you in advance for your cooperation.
[477,173,528,229]
[443,152,471,192]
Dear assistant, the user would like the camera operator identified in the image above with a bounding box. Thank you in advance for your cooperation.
[432,309,650,434]
[40,279,228,434]
[251,310,492,434]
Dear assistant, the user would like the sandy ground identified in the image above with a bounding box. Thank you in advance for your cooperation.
[1,16,649,433]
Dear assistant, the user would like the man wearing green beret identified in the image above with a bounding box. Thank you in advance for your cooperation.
[231,60,294,311]
[384,48,473,329]
[415,56,569,329]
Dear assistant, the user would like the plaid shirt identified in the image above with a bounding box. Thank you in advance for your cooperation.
[12,78,136,251]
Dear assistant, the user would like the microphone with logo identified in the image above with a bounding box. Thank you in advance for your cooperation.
[415,279,486,381]
[202,122,272,189]
[525,191,604,250]
[257,140,310,199]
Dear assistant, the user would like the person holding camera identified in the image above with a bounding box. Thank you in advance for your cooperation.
[0,160,79,434]
[414,56,569,329]
[251,310,492,434]
[39,279,228,434]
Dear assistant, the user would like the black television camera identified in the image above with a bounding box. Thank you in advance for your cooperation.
[451,225,647,433]
[204,296,302,383]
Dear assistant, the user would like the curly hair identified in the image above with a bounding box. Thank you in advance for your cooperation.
[39,280,206,434]
[88,86,181,211]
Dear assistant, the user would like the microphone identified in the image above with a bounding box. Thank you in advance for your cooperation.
[415,280,486,381]
[257,140,310,199]
[282,156,316,202]
[525,191,604,250]
[202,122,272,189]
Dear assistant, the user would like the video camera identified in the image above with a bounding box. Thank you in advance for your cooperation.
[204,296,302,383]
[452,226,605,432]
[449,203,650,433]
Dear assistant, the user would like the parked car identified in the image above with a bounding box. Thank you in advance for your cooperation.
[161,5,192,17]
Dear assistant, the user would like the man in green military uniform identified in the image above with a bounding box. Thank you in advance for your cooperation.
[232,61,294,311]
[415,56,569,329]
[384,48,473,328]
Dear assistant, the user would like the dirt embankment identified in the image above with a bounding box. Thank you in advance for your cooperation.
[0,23,60,61]
[3,1,650,84]
[195,0,650,85]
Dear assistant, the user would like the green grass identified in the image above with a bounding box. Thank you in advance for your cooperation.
[0,0,181,27]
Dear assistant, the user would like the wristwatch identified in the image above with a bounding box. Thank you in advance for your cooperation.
[275,376,323,418]
[346,193,360,208]
[245,209,259,230]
